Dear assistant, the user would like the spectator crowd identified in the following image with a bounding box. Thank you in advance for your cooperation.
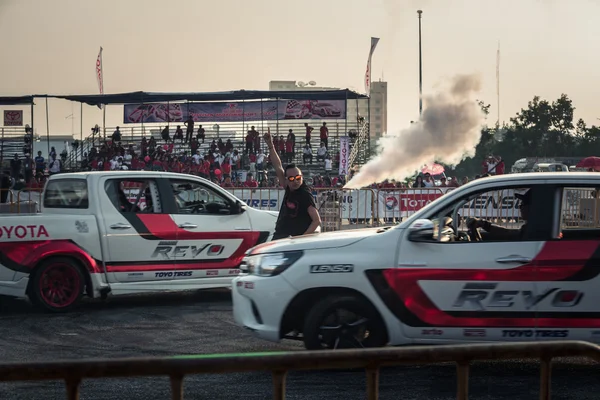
[5,121,506,194]
[68,124,344,189]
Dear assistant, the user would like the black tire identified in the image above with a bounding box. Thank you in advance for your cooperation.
[303,295,387,350]
[29,257,85,313]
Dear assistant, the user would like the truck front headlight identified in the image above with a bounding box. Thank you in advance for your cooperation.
[246,251,304,277]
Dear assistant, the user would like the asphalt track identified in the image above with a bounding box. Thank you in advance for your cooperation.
[0,290,598,400]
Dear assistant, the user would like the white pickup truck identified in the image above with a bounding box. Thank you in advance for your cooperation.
[0,171,278,312]
[233,172,600,350]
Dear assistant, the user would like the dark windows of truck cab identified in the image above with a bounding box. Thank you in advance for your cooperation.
[105,179,162,214]
[43,179,89,209]
[169,179,231,215]
[423,185,555,243]
[558,187,600,240]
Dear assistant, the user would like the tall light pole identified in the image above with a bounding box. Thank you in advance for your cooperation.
[417,10,423,116]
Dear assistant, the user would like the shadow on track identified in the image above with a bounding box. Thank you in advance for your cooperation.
[0,288,233,316]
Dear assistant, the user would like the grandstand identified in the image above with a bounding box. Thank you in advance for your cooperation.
[0,96,35,169]
[60,89,371,177]
[0,127,31,165]
[0,90,371,181]
[66,119,368,176]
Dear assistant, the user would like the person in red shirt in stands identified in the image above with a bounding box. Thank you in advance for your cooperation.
[161,157,169,172]
[245,130,254,153]
[191,162,201,176]
[137,158,146,171]
[222,176,234,188]
[381,179,395,189]
[495,157,505,175]
[244,173,258,188]
[221,156,232,176]
[481,158,489,175]
[305,123,313,145]
[201,157,211,178]
[320,122,329,149]
[28,173,44,190]
[285,138,294,164]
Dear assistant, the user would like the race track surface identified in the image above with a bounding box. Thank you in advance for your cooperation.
[0,290,597,400]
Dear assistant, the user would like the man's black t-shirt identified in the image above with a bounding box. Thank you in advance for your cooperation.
[274,183,315,239]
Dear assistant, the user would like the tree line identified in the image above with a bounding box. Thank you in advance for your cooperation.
[446,94,600,178]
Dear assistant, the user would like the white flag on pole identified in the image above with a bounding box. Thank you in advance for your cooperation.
[96,46,104,109]
[364,37,380,96]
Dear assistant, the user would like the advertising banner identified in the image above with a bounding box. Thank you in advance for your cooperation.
[376,188,525,219]
[338,136,350,176]
[226,188,372,219]
[123,100,347,124]
[4,110,23,126]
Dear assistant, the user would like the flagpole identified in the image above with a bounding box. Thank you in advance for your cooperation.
[100,46,106,141]
[496,41,500,129]
[418,10,423,116]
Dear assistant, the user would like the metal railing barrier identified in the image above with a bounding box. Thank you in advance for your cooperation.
[0,341,597,400]
[226,187,378,231]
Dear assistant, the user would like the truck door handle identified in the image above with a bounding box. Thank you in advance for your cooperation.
[496,256,532,264]
[178,223,198,229]
[110,223,132,230]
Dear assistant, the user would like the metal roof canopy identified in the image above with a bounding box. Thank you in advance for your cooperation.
[46,89,368,107]
[0,96,35,106]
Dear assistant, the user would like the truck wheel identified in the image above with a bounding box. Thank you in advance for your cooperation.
[303,295,387,350]
[29,257,85,312]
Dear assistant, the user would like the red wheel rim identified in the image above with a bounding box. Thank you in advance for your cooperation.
[39,264,81,308]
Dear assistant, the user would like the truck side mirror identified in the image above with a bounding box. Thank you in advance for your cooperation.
[234,200,246,214]
[407,219,434,242]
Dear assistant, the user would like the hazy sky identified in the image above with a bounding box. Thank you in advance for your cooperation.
[1,0,599,139]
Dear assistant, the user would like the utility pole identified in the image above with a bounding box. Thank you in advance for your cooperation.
[417,10,423,116]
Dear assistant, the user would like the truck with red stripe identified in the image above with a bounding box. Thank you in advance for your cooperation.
[233,172,600,349]
[0,171,278,312]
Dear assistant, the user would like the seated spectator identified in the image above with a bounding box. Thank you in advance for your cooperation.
[231,150,240,171]
[174,125,184,142]
[303,144,313,164]
[316,143,327,162]
[249,152,256,173]
[256,149,265,171]
[324,154,332,174]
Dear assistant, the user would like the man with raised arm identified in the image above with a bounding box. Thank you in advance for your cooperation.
[264,128,321,240]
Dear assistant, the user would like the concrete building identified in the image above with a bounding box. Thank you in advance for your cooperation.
[268,80,388,140]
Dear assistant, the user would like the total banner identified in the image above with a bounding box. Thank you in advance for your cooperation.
[123,100,347,124]
[375,188,525,219]
[338,136,350,176]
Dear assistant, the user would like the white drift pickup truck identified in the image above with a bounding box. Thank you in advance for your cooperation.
[0,171,278,312]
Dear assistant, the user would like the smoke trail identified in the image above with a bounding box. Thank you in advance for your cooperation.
[344,73,485,189]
